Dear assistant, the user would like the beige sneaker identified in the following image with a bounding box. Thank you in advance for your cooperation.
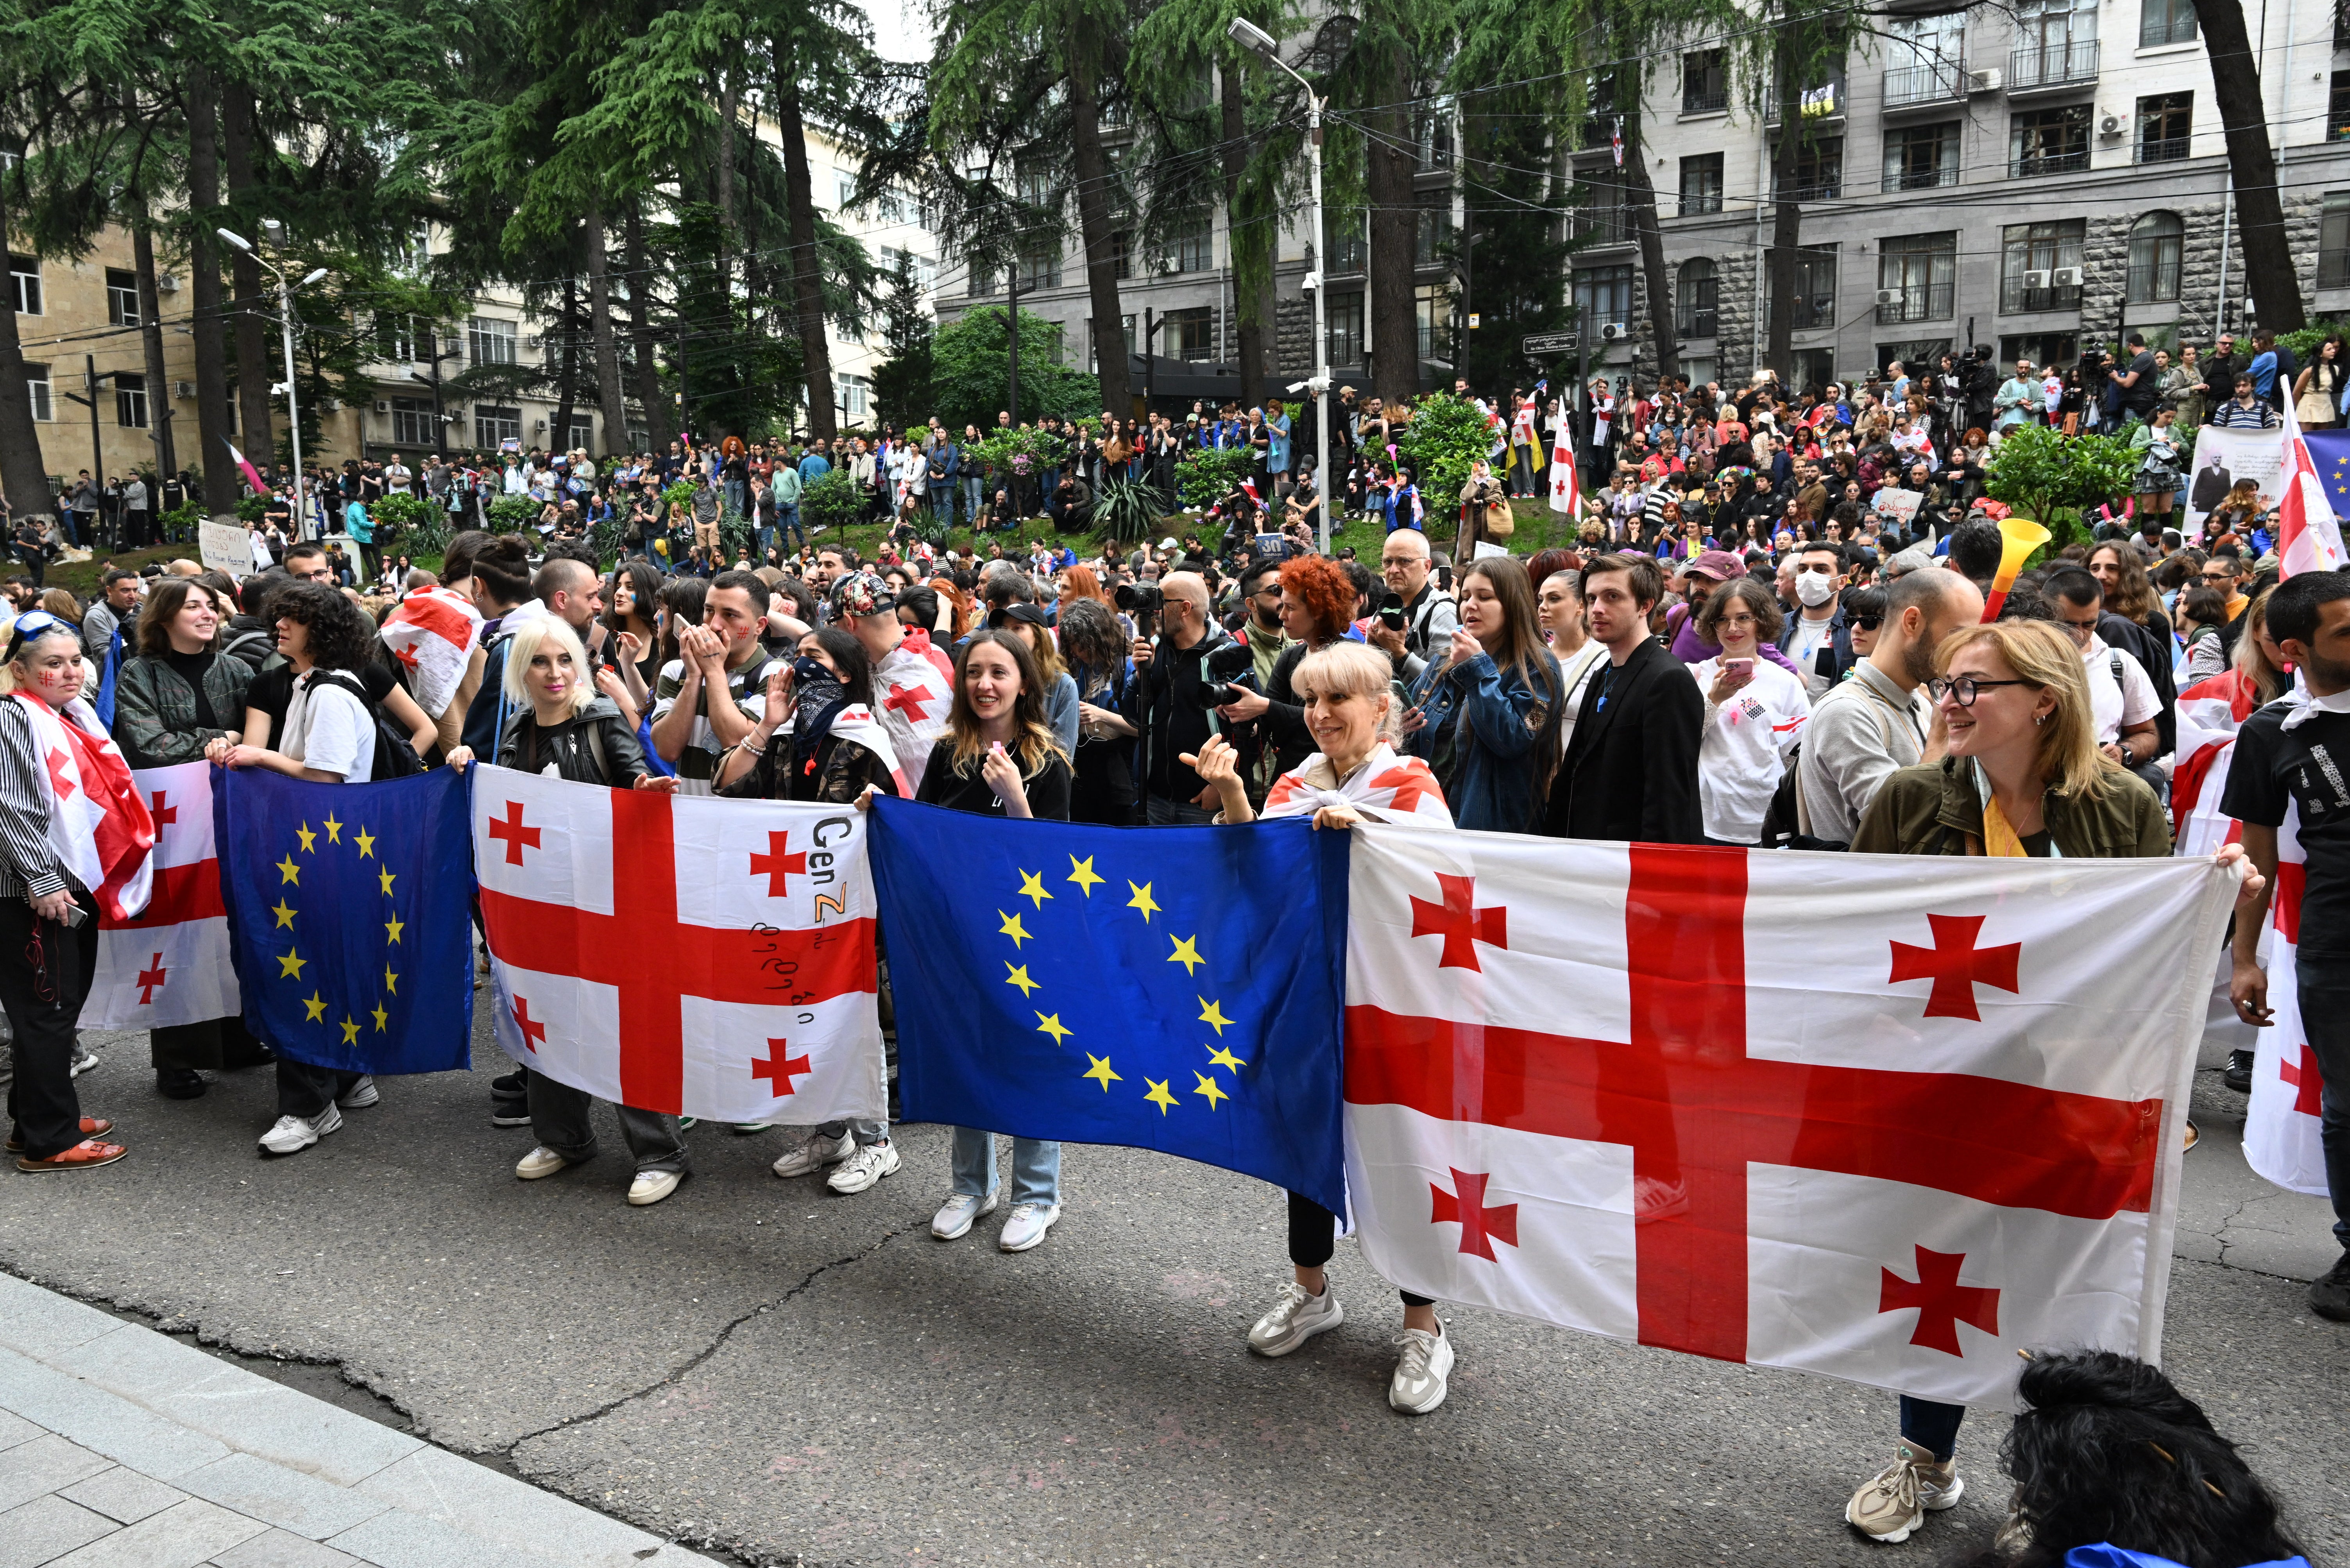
[1845,1440,1963,1543]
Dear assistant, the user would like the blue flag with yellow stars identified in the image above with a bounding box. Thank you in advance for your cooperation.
[870,797,1350,1214]
[2302,427,2350,520]
[217,765,474,1075]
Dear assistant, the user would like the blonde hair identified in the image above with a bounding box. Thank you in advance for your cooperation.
[1935,620,2123,800]
[1292,642,1400,742]
[500,615,595,720]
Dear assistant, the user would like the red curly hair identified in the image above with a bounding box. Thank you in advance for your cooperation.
[1279,554,1357,644]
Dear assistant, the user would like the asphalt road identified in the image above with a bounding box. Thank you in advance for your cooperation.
[2,998,2343,1568]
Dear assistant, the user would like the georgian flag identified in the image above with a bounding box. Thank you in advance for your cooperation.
[1548,414,1582,518]
[1341,828,2238,1407]
[2277,400,2348,579]
[475,769,885,1125]
[11,694,153,922]
[380,585,485,720]
[89,762,236,1028]
[873,640,952,792]
[772,704,909,800]
[1510,400,1547,474]
[1264,744,1450,827]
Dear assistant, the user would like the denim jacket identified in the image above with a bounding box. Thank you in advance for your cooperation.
[1404,647,1560,832]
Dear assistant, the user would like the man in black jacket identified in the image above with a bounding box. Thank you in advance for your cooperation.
[1545,554,1703,844]
[1120,571,1234,825]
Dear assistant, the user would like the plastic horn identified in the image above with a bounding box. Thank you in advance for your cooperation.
[1979,515,2052,621]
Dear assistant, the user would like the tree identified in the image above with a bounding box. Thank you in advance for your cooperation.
[1983,423,2137,545]
[2189,0,2303,331]
[870,253,934,431]
[931,305,1101,431]
[1747,0,1858,383]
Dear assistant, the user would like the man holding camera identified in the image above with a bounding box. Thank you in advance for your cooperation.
[1367,528,1458,685]
[1121,572,1238,826]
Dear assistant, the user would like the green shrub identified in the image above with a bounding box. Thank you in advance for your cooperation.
[235,494,268,523]
[372,493,438,535]
[1092,478,1165,546]
[1983,423,2139,554]
[485,495,542,534]
[1175,445,1257,511]
[1394,392,1499,508]
[799,468,864,536]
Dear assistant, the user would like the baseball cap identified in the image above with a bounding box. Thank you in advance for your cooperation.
[831,571,897,620]
[1685,549,1744,583]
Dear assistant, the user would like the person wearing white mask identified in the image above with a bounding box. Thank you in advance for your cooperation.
[1776,543,1856,699]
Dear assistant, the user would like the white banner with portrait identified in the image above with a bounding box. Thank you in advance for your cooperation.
[2183,427,2286,534]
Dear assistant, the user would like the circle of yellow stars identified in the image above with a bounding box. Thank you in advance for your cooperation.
[999,855,1245,1115]
[274,807,403,1044]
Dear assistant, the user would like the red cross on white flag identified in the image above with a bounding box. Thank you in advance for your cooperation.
[1341,828,2238,1409]
[89,761,239,1029]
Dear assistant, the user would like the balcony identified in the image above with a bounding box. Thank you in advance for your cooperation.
[1875,282,1954,327]
[1882,165,1960,193]
[1883,61,1965,108]
[2011,148,2090,178]
[1571,208,1634,245]
[2009,39,2099,91]
[2135,135,2191,164]
[1682,84,1729,114]
[1679,190,1725,216]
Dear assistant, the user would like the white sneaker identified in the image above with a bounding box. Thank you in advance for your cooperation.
[628,1169,683,1206]
[515,1146,570,1180]
[258,1103,342,1156]
[771,1129,857,1178]
[1388,1325,1453,1414]
[68,1048,98,1078]
[337,1076,379,1110]
[1248,1280,1344,1356]
[827,1141,900,1194]
[731,1121,774,1135]
[998,1201,1061,1253]
[932,1189,1000,1240]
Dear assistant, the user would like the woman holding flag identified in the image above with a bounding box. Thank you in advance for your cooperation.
[2,612,153,1172]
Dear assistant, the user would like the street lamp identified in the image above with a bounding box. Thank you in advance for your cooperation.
[1228,16,1332,554]
[217,228,331,540]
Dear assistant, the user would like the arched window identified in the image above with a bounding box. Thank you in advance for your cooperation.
[1677,257,1720,338]
[2128,212,2184,304]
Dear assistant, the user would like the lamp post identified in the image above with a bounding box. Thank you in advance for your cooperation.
[216,228,329,538]
[1228,16,1331,553]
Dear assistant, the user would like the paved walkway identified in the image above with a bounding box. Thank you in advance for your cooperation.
[0,1271,718,1568]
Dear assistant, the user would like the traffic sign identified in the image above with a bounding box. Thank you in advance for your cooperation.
[1521,332,1579,355]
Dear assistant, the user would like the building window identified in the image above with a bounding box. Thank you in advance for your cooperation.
[1416,190,1453,266]
[24,362,50,423]
[2010,107,2090,178]
[2140,0,2196,46]
[388,397,436,447]
[106,268,140,326]
[1878,339,1953,377]
[1885,15,1965,105]
[2127,211,2185,302]
[1086,314,1136,374]
[2000,219,2086,312]
[1109,230,1131,281]
[376,313,422,363]
[1877,233,1957,325]
[968,265,995,297]
[1784,245,1838,329]
[837,172,859,210]
[1414,284,1452,363]
[1017,244,1061,290]
[1328,210,1367,273]
[1679,154,1724,216]
[1327,293,1365,365]
[1414,109,1454,171]
[2333,72,2350,140]
[1677,258,1719,338]
[1772,137,1843,202]
[1166,306,1214,362]
[474,404,522,449]
[839,374,870,419]
[2136,93,2191,163]
[1884,122,1961,192]
[1573,173,1631,244]
[2012,0,2099,86]
[8,254,38,316]
[2000,332,2078,371]
[1682,50,1728,114]
[1169,213,1212,275]
[1573,264,1634,330]
[562,418,594,452]
[2321,193,2350,290]
[114,371,148,429]
[468,317,517,366]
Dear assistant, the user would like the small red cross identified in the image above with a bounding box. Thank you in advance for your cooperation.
[1887,914,2021,1022]
[488,800,542,867]
[1430,1168,1519,1261]
[2284,1044,2325,1117]
[44,748,75,801]
[136,953,166,1005]
[749,831,808,898]
[1371,762,1438,815]
[392,641,419,670]
[149,791,177,826]
[510,995,547,1053]
[882,681,934,723]
[1409,874,1509,973]
[751,1039,812,1094]
[1878,1244,2001,1357]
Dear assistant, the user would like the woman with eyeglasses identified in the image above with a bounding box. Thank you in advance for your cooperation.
[1,611,149,1171]
[1841,619,2261,1546]
[1690,578,1810,845]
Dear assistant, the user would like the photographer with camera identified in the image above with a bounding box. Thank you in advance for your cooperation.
[1367,529,1457,685]
[1119,572,1239,825]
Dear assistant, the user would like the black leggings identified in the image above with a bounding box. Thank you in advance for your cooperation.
[1288,1191,1431,1308]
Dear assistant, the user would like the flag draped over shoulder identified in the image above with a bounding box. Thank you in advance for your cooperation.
[1340,827,2236,1410]
[379,585,485,719]
[218,766,473,1075]
[12,693,153,922]
[870,798,1351,1215]
[89,762,236,1029]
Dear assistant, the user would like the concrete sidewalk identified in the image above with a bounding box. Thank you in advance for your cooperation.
[0,1271,719,1568]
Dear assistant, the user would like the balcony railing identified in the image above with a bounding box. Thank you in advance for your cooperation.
[2320,249,2350,290]
[1882,165,1960,193]
[1678,307,1719,338]
[1682,84,1729,114]
[2135,135,2191,164]
[1883,61,1965,107]
[2011,149,2090,178]
[1876,282,1954,326]
[1572,208,1633,244]
[2127,260,2183,303]
[1679,190,1724,216]
[2009,39,2099,89]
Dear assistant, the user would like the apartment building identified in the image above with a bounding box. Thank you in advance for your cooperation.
[13,230,199,485]
[1595,0,2350,389]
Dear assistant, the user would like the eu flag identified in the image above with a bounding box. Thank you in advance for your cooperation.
[870,797,1350,1214]
[217,766,474,1075]
[2302,427,2350,520]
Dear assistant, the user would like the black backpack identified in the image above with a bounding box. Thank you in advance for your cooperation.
[306,670,424,780]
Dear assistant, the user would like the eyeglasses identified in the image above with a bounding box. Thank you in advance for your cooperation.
[1929,675,2031,706]
[1717,613,1759,629]
[1854,615,1884,631]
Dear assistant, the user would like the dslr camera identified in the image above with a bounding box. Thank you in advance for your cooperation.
[1115,581,1162,617]
[1195,641,1258,708]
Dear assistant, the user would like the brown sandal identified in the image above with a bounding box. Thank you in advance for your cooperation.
[5,1117,114,1155]
[16,1139,128,1173]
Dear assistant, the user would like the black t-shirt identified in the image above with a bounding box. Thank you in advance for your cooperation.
[247,660,394,748]
[2221,700,2350,956]
[915,744,1072,821]
[2124,350,2161,413]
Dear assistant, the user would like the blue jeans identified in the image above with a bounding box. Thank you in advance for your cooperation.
[725,478,745,515]
[952,1126,1060,1205]
[964,476,985,524]
[818,1118,887,1148]
[1146,795,1215,826]
[1899,1397,1965,1463]
[778,506,804,551]
[931,484,959,529]
[1037,468,1058,517]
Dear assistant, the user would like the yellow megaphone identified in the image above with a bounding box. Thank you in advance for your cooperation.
[1980,515,2051,620]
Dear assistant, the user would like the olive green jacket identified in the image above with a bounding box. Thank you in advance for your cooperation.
[1850,757,2171,860]
[112,653,254,769]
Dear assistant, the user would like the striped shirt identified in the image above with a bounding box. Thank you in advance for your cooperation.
[0,699,69,900]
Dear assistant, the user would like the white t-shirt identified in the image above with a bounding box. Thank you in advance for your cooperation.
[1786,612,1836,692]
[1693,656,1811,843]
[2083,635,2160,746]
[285,678,374,784]
[1552,640,1610,756]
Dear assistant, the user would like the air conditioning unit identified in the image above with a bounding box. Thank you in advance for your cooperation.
[155,273,180,294]
[533,417,548,432]
[2049,265,2083,288]
[372,399,391,413]
[444,411,465,424]
[172,381,195,400]
[321,398,342,412]
[2098,113,2126,138]
[1600,322,1629,342]
[1965,68,2001,93]
[526,335,544,349]
[1874,288,1903,306]
[2023,268,2053,290]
